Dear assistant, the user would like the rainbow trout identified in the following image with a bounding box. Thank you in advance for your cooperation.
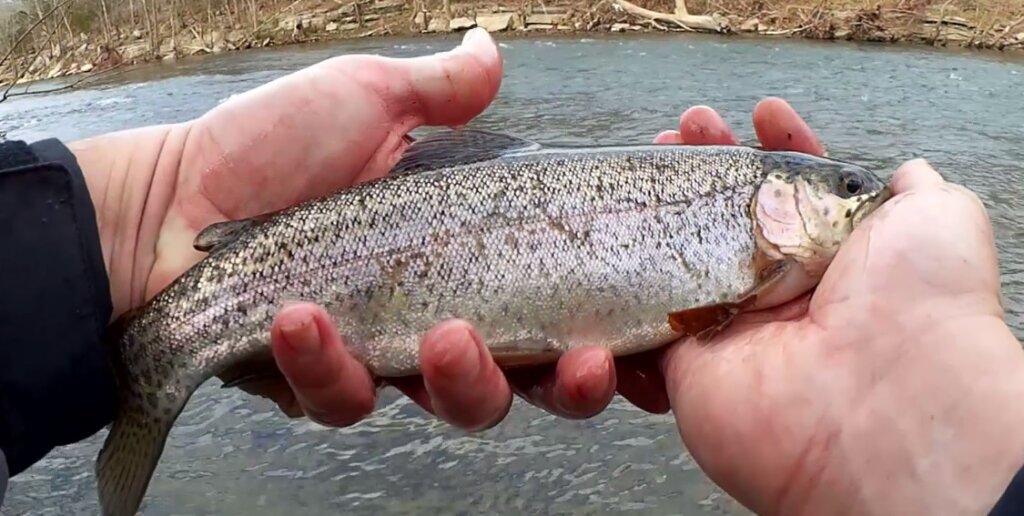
[95,129,891,515]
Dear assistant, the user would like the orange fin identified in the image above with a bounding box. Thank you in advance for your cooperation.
[667,260,796,340]
[667,303,743,339]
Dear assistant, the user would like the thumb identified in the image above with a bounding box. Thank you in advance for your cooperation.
[316,27,503,132]
[381,27,503,128]
[814,157,1000,316]
[891,158,945,194]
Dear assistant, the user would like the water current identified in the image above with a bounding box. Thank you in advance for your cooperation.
[1,32,1022,515]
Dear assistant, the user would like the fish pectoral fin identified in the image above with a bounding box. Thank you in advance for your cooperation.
[193,212,273,253]
[487,338,563,369]
[389,128,542,177]
[667,302,744,340]
[666,260,797,341]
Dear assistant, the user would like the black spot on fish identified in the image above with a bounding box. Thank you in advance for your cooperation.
[845,208,852,218]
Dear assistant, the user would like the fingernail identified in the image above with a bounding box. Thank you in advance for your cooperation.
[280,311,321,355]
[461,27,490,48]
[432,325,481,379]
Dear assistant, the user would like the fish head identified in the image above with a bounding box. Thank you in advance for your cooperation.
[751,151,891,287]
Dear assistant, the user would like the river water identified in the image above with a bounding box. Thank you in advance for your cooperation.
[1,32,1023,515]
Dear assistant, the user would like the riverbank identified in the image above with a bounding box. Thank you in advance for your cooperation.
[2,0,1023,89]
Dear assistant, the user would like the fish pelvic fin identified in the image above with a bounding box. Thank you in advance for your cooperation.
[96,323,193,516]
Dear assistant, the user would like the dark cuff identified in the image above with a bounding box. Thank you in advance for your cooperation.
[0,447,7,508]
[0,138,116,476]
[991,464,1024,515]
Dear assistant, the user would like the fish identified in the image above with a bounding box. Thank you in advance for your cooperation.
[93,128,891,515]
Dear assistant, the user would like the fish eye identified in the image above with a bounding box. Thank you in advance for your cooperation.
[842,175,864,196]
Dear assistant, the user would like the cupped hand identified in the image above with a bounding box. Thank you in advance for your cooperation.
[654,106,1024,514]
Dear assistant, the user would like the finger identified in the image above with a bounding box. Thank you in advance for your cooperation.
[891,158,945,195]
[417,320,513,431]
[751,97,826,156]
[390,27,503,127]
[355,27,504,180]
[613,351,671,414]
[193,27,504,218]
[506,347,616,419]
[653,130,683,144]
[271,303,377,427]
[678,106,739,145]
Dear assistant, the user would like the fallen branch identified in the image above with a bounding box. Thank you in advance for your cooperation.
[2,63,126,102]
[611,0,728,33]
[992,14,1024,48]
[762,25,811,35]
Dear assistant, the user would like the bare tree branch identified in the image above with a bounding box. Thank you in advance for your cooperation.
[0,0,78,72]
[3,61,126,101]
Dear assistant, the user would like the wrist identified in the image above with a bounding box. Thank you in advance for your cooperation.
[820,316,1024,515]
[68,122,191,319]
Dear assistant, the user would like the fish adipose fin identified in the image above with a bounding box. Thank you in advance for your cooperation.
[193,212,274,253]
[390,128,541,176]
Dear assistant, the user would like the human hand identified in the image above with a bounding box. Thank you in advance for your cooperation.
[69,29,522,429]
[653,103,1024,515]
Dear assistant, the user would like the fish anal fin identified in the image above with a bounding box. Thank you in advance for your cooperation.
[390,128,541,177]
[216,349,286,393]
[193,212,273,253]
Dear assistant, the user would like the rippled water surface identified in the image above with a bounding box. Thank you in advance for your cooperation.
[1,33,1023,515]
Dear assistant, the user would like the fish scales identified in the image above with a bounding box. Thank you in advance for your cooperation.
[120,145,764,388]
[95,130,892,516]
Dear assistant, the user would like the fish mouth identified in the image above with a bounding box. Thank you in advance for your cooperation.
[850,183,893,228]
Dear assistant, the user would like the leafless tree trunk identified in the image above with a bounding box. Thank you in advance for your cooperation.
[100,0,112,44]
[169,0,179,56]
[246,0,258,33]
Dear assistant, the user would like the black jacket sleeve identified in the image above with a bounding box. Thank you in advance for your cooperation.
[991,466,1024,515]
[0,137,117,499]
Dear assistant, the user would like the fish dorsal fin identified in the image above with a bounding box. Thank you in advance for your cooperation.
[193,213,272,253]
[389,128,541,176]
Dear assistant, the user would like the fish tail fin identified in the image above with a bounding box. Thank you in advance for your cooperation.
[95,319,192,516]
